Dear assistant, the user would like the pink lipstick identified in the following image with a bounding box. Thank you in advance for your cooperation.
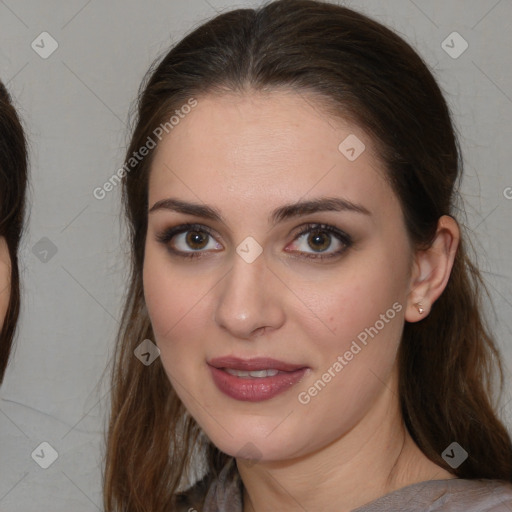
[208,356,309,402]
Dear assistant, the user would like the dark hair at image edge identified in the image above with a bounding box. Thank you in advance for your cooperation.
[103,1,512,510]
[0,81,28,384]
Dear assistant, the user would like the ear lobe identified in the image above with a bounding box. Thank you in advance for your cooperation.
[405,215,460,323]
[0,236,12,331]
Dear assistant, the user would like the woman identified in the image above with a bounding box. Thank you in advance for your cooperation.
[0,81,28,385]
[104,1,512,510]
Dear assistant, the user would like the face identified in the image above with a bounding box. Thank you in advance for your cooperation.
[0,236,11,331]
[143,91,416,462]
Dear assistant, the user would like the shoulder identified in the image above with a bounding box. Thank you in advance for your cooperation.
[353,478,512,512]
[449,479,512,511]
[414,478,512,511]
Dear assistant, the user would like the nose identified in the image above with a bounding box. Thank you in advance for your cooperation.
[214,249,285,339]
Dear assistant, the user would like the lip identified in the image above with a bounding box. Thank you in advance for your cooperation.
[208,356,306,372]
[207,356,309,402]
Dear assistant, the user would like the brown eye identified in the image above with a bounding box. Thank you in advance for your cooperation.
[287,223,353,260]
[185,230,209,250]
[156,223,223,259]
[307,230,332,252]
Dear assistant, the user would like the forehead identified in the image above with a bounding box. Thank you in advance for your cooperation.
[148,91,394,217]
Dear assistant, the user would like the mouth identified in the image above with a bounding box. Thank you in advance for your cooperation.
[207,356,309,402]
[223,368,283,378]
[208,355,307,372]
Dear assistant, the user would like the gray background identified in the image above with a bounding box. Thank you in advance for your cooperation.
[0,0,511,510]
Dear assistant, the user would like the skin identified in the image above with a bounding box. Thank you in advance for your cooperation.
[0,236,10,331]
[143,90,460,512]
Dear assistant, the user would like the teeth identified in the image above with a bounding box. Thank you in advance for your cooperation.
[225,368,280,378]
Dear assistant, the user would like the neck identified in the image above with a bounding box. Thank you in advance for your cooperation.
[238,369,454,512]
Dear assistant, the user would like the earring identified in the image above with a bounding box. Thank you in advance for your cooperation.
[415,302,424,315]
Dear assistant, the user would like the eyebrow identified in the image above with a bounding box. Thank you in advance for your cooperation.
[149,196,371,226]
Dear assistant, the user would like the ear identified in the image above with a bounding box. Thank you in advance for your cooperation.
[405,215,460,322]
[0,236,11,330]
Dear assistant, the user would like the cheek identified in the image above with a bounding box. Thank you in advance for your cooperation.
[0,267,10,330]
[298,249,408,351]
[142,246,211,367]
[0,290,8,330]
[293,248,408,403]
[293,277,405,441]
[305,284,404,386]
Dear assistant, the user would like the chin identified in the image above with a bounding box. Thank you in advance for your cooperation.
[200,420,306,463]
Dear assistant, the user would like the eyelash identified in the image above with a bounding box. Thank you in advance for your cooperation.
[155,222,353,261]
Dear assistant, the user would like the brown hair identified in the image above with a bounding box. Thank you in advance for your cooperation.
[104,1,512,510]
[0,81,28,384]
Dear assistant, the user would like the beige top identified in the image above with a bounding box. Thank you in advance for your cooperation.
[174,458,512,511]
